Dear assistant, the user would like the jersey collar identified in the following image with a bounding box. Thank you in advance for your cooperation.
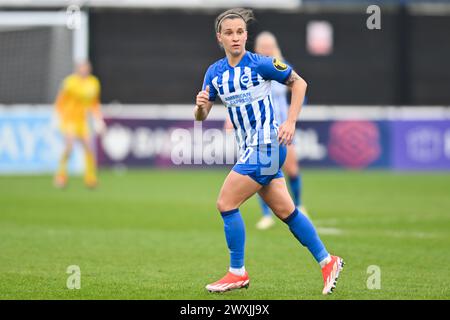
[226,51,249,69]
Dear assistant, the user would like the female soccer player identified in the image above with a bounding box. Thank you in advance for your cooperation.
[194,8,344,295]
[224,31,307,230]
[54,61,105,189]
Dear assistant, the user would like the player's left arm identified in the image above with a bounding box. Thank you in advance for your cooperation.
[90,79,106,135]
[278,70,307,145]
[257,57,307,145]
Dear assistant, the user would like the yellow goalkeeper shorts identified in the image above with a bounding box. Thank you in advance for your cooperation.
[60,121,89,139]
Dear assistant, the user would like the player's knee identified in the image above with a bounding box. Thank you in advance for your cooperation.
[273,206,295,220]
[80,141,90,152]
[216,198,235,213]
[64,144,74,155]
[216,198,226,212]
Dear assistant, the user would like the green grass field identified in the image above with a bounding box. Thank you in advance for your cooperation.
[1,169,449,300]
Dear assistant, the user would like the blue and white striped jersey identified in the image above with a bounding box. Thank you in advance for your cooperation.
[202,51,292,151]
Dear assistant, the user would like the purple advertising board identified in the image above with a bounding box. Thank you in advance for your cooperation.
[97,117,450,170]
[296,120,390,169]
[97,117,392,170]
[97,118,238,168]
[391,120,450,170]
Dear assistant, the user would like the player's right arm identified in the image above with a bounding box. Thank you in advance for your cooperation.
[194,85,213,121]
[54,76,71,116]
[194,66,218,121]
[55,88,67,115]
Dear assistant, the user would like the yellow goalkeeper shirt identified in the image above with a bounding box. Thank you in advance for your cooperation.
[56,74,101,124]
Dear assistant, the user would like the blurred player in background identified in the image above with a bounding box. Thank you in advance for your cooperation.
[195,8,344,295]
[53,61,105,189]
[225,31,308,230]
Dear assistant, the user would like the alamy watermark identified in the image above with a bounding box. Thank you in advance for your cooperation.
[66,265,81,289]
[170,121,281,176]
[66,5,81,30]
[367,5,381,30]
[366,265,381,290]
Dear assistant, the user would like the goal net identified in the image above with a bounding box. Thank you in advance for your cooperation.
[0,10,88,104]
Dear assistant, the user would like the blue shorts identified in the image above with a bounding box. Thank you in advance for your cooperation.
[232,139,287,186]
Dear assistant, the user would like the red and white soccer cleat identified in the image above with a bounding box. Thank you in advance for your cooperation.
[206,271,250,293]
[321,255,345,295]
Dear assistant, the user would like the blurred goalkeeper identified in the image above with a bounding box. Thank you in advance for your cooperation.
[53,61,105,189]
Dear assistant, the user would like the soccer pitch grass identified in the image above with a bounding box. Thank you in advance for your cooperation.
[1,169,449,300]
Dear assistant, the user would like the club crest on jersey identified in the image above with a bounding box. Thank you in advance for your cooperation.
[273,58,287,71]
[240,74,250,87]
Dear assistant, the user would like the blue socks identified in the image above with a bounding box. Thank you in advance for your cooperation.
[221,207,328,268]
[221,209,246,268]
[283,207,329,263]
[289,175,302,207]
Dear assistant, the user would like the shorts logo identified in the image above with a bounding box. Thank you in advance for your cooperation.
[273,58,288,71]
